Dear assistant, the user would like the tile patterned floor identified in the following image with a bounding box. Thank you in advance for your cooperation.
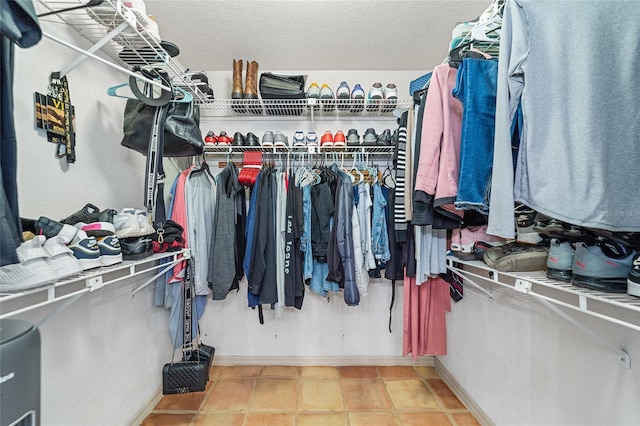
[141,365,481,426]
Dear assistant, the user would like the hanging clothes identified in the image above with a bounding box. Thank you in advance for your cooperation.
[284,172,304,309]
[274,171,287,317]
[489,0,640,237]
[0,0,41,267]
[209,163,243,300]
[403,275,451,358]
[248,168,278,305]
[414,63,464,225]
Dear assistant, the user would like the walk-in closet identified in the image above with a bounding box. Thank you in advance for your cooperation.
[1,1,639,425]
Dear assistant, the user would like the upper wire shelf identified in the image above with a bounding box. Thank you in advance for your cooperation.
[197,98,413,119]
[36,0,211,103]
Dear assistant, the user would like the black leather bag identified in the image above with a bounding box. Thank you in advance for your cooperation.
[121,99,204,157]
[184,344,215,381]
[162,362,207,394]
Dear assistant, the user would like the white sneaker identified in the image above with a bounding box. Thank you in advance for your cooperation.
[97,235,123,266]
[43,236,83,279]
[293,131,306,147]
[114,208,154,238]
[15,236,59,286]
[306,132,318,147]
[0,262,43,293]
[68,230,102,271]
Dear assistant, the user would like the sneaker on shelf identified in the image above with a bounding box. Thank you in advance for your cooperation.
[366,82,384,111]
[454,225,507,261]
[61,203,116,225]
[346,129,361,146]
[293,131,306,147]
[0,237,58,292]
[350,83,365,113]
[333,130,346,147]
[546,239,575,282]
[362,128,378,146]
[76,221,116,238]
[336,81,350,110]
[273,131,289,147]
[515,204,544,244]
[320,131,334,147]
[245,132,260,147]
[204,131,218,145]
[377,129,392,146]
[628,253,640,297]
[262,131,275,147]
[571,242,636,293]
[18,235,60,282]
[43,236,83,279]
[217,131,232,145]
[67,230,102,271]
[483,241,549,272]
[114,208,155,239]
[31,216,78,244]
[306,131,318,147]
[120,235,154,260]
[382,83,398,112]
[232,132,245,146]
[0,262,48,293]
[533,218,585,242]
[320,83,335,112]
[306,82,321,110]
[450,228,462,252]
[97,235,123,266]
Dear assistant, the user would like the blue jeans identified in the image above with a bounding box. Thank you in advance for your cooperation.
[300,185,313,279]
[452,58,499,214]
[371,182,390,261]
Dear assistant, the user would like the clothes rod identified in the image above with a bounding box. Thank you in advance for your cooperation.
[41,31,172,91]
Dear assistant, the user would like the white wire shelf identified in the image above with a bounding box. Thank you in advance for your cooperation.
[446,256,640,332]
[197,98,413,119]
[36,0,212,104]
[203,144,396,156]
[0,250,188,321]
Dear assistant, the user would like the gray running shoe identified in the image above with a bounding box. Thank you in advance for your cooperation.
[362,128,378,146]
[627,253,640,297]
[571,242,636,293]
[483,242,549,272]
[273,131,289,147]
[546,239,575,282]
[262,131,274,147]
[346,129,360,146]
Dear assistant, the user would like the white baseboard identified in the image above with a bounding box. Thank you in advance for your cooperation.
[213,355,434,366]
[433,358,493,426]
[129,391,163,426]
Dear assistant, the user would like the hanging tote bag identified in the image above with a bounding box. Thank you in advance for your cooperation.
[121,98,204,157]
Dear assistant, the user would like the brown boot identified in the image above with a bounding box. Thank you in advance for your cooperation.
[232,59,243,99]
[244,60,259,99]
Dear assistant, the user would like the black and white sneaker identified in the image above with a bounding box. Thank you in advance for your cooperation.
[68,230,102,271]
[628,253,640,297]
[97,235,123,266]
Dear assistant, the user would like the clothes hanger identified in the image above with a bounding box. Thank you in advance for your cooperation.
[107,82,193,103]
[107,68,194,104]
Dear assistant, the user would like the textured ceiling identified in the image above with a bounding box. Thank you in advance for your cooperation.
[145,0,491,72]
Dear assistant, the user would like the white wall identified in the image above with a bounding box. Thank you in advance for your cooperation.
[438,280,640,425]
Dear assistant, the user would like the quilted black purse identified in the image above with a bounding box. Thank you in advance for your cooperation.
[162,260,211,394]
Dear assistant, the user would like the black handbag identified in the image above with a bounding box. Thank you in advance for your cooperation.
[162,259,211,395]
[162,362,207,394]
[121,99,204,157]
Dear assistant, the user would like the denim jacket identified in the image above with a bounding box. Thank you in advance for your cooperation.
[371,182,391,261]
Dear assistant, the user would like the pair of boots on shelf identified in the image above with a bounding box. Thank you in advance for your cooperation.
[232,59,259,101]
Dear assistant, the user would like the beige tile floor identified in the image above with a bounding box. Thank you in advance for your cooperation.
[141,365,481,426]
